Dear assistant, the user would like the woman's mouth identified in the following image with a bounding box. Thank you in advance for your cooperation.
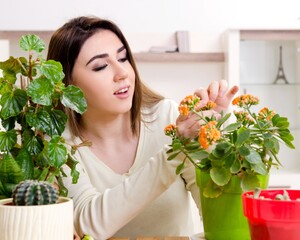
[114,87,129,95]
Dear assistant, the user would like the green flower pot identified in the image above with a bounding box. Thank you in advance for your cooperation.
[196,168,268,240]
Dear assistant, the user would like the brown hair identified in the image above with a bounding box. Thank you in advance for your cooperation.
[47,16,164,137]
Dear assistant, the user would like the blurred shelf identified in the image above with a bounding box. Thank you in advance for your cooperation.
[240,30,300,41]
[241,83,300,86]
[133,52,225,63]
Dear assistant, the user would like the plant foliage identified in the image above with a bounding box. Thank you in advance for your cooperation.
[164,94,295,198]
[0,34,88,198]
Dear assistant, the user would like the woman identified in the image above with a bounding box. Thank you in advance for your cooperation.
[47,16,238,239]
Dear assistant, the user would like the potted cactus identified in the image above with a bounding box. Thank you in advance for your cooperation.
[0,34,88,240]
[0,180,73,239]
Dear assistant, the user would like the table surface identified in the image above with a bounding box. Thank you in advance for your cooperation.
[109,233,206,240]
[109,237,189,240]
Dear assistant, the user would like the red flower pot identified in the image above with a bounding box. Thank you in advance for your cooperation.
[242,189,300,240]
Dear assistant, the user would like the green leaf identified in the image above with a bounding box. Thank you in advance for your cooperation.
[36,167,49,181]
[48,109,67,136]
[0,56,27,86]
[56,174,68,197]
[167,151,180,160]
[0,154,24,188]
[0,89,27,119]
[27,76,54,105]
[189,150,209,160]
[235,127,250,146]
[172,139,182,150]
[238,146,250,156]
[185,141,200,150]
[26,108,52,134]
[15,149,34,179]
[223,152,236,168]
[176,162,185,174]
[48,135,67,168]
[61,85,87,114]
[66,154,80,184]
[0,129,17,151]
[22,129,44,155]
[241,173,260,191]
[216,113,231,128]
[20,34,45,52]
[251,162,267,175]
[230,158,241,174]
[203,179,223,198]
[245,149,262,164]
[40,60,65,83]
[223,122,242,132]
[210,167,231,186]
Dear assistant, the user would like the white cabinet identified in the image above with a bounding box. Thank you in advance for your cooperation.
[226,29,300,188]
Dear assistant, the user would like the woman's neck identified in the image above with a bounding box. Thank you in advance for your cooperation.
[80,111,136,142]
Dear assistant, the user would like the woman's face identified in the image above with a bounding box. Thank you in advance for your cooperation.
[72,30,135,118]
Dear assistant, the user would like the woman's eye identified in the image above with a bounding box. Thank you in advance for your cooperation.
[118,57,128,63]
[93,64,107,71]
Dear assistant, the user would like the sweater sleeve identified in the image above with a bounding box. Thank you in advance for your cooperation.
[63,145,182,239]
[164,99,201,211]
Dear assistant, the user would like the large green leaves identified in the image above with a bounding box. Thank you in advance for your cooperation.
[26,108,67,137]
[27,76,54,105]
[61,85,87,114]
[40,60,65,83]
[20,34,45,52]
[0,154,25,195]
[0,89,27,119]
[0,129,17,151]
[47,135,67,168]
[0,34,87,198]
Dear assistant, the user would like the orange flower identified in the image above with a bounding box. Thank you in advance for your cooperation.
[199,121,221,149]
[178,95,200,116]
[258,107,276,121]
[232,94,259,107]
[178,105,190,116]
[198,100,217,111]
[234,110,254,125]
[164,124,177,137]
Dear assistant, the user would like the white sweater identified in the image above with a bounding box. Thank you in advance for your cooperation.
[62,99,200,240]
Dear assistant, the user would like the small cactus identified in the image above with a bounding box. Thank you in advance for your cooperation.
[12,180,58,206]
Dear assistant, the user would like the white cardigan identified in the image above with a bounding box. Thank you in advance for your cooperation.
[62,99,200,240]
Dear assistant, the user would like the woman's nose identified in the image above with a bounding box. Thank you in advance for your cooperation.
[113,62,129,81]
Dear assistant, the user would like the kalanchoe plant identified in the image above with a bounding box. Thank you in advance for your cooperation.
[0,34,88,199]
[164,94,295,198]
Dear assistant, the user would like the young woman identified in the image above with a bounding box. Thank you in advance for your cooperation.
[47,16,238,239]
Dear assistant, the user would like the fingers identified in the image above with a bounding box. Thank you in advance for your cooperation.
[195,80,230,103]
[207,80,220,101]
[176,110,221,139]
[225,85,239,100]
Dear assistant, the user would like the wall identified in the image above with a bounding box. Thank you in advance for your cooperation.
[2,0,300,102]
[1,0,300,234]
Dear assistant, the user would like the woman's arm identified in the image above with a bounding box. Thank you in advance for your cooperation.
[63,145,181,239]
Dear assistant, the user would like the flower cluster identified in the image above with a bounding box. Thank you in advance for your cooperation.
[164,94,295,198]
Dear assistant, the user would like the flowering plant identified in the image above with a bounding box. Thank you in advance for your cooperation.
[164,94,295,198]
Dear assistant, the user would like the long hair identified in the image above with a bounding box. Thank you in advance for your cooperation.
[47,16,164,137]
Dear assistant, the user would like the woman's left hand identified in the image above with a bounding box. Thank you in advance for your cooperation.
[175,80,239,139]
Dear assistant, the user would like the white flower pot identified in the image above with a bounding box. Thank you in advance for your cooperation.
[0,197,73,240]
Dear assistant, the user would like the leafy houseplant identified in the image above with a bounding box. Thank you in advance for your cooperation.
[0,34,88,199]
[164,93,295,198]
[164,94,295,239]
